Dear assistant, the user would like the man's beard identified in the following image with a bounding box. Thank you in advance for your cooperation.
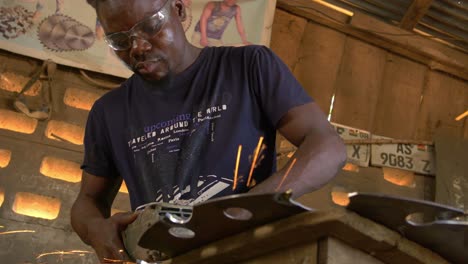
[128,56,174,91]
[139,70,174,92]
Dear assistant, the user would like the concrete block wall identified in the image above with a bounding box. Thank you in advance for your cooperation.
[0,49,130,263]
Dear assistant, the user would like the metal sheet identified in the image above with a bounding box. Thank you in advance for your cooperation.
[123,191,311,262]
[347,193,468,264]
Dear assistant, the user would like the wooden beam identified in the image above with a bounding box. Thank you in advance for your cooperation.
[276,0,468,81]
[400,0,434,30]
[277,0,350,25]
[350,13,468,78]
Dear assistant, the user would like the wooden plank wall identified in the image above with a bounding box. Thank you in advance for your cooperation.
[269,9,307,72]
[271,12,468,142]
[373,54,427,139]
[293,22,346,113]
[331,37,387,131]
[415,72,468,141]
[271,9,467,208]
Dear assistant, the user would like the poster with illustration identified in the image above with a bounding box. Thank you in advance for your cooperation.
[0,0,276,78]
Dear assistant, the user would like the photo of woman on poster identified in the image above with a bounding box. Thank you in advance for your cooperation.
[192,0,251,47]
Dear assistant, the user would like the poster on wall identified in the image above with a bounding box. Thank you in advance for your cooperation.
[0,0,276,78]
[331,122,371,167]
[371,135,436,175]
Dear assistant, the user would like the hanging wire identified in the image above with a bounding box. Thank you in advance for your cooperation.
[79,69,121,89]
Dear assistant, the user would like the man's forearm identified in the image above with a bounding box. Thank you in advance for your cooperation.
[249,132,346,198]
[70,195,109,245]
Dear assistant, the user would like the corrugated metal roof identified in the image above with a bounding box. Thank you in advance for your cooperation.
[322,0,468,52]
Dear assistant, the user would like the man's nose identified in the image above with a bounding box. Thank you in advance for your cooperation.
[129,37,152,59]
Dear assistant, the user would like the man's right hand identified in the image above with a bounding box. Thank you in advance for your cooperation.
[71,173,135,263]
[87,212,138,263]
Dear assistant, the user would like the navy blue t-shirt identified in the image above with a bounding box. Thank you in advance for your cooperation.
[82,45,312,210]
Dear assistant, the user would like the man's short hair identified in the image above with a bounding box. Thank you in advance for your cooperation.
[87,0,97,9]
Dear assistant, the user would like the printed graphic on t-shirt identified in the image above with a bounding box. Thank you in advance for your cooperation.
[154,174,234,205]
[127,103,228,153]
[126,92,233,204]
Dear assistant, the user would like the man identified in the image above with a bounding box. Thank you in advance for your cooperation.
[71,0,346,262]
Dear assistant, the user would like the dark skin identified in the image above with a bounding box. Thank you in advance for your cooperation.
[71,0,346,262]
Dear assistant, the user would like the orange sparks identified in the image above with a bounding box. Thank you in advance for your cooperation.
[0,230,35,235]
[103,258,122,263]
[275,158,297,191]
[102,258,134,263]
[247,137,264,187]
[36,250,93,259]
[455,110,468,121]
[233,145,242,191]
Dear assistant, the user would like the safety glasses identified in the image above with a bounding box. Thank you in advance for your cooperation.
[105,0,171,51]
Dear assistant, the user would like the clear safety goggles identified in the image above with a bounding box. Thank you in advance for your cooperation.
[105,0,171,51]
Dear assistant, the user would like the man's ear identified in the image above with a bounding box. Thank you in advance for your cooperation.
[174,0,187,22]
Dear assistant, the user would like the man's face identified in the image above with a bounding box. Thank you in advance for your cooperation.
[98,0,186,82]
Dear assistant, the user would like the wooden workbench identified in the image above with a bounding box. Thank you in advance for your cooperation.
[170,209,448,264]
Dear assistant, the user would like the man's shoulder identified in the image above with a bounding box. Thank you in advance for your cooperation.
[91,75,134,111]
[207,45,269,59]
[213,44,267,52]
